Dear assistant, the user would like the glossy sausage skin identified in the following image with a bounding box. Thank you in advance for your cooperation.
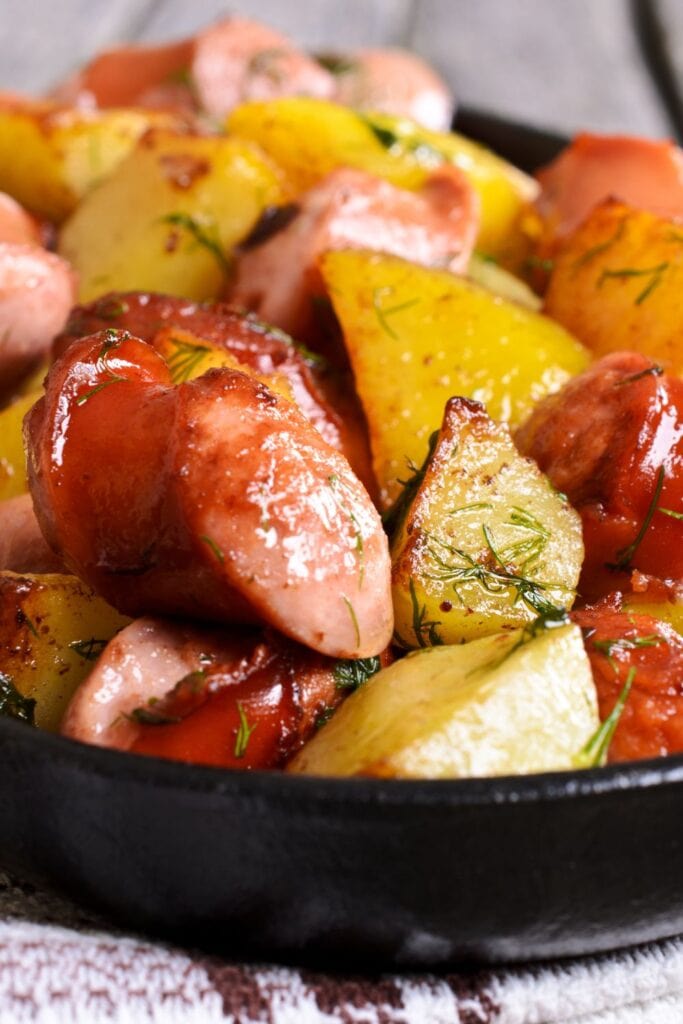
[61,617,346,769]
[516,352,683,599]
[229,165,479,344]
[573,601,683,763]
[52,17,334,116]
[53,291,376,495]
[26,331,393,657]
[536,134,683,240]
[331,47,454,131]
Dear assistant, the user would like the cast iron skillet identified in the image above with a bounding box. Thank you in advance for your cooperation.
[1,110,680,969]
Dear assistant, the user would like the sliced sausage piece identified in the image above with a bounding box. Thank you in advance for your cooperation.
[0,242,76,391]
[51,17,333,116]
[61,616,346,768]
[573,601,683,763]
[331,47,453,132]
[536,134,683,240]
[27,331,393,658]
[53,292,376,495]
[516,352,683,599]
[0,493,64,573]
[191,17,334,116]
[229,165,479,343]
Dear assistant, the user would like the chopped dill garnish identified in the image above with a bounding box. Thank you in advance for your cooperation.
[607,465,665,571]
[575,667,635,768]
[573,217,626,269]
[406,577,443,649]
[16,610,39,639]
[333,656,381,691]
[0,672,36,725]
[658,507,683,520]
[382,431,439,538]
[77,329,130,406]
[361,117,401,150]
[164,336,212,384]
[341,595,361,648]
[160,212,229,272]
[315,705,336,729]
[69,638,108,662]
[449,501,494,515]
[200,535,225,564]
[328,474,365,587]
[234,701,257,758]
[371,287,419,340]
[597,261,669,304]
[615,364,663,386]
[127,706,182,726]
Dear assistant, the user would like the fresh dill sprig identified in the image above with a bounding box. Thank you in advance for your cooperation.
[575,667,635,768]
[234,701,257,758]
[607,465,666,571]
[371,287,419,340]
[164,336,212,384]
[68,638,108,662]
[597,262,669,304]
[161,212,229,273]
[333,656,381,691]
[382,431,439,538]
[0,673,36,725]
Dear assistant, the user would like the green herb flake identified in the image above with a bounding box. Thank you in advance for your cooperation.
[658,507,683,521]
[234,701,257,758]
[160,212,229,273]
[405,577,443,648]
[69,638,108,662]
[0,672,36,725]
[200,535,225,564]
[573,217,626,269]
[575,667,635,768]
[607,465,666,571]
[341,595,361,648]
[164,335,212,384]
[333,656,381,691]
[127,706,182,726]
[371,287,419,340]
[382,430,439,538]
[597,261,669,305]
[616,364,664,386]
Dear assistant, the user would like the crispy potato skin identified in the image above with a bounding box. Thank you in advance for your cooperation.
[544,200,683,373]
[0,571,129,731]
[573,602,683,763]
[26,331,392,658]
[516,352,683,599]
[391,396,582,645]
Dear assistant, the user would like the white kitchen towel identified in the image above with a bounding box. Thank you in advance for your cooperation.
[2,871,683,1024]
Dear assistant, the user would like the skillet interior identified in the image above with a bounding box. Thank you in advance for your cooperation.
[2,109,677,968]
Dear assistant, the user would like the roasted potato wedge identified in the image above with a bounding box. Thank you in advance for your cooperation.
[0,391,39,501]
[0,572,130,731]
[59,129,284,302]
[0,99,182,221]
[321,249,589,507]
[288,622,598,778]
[544,200,683,374]
[391,396,583,645]
[228,99,538,260]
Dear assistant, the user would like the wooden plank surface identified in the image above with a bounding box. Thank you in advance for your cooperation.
[0,0,677,136]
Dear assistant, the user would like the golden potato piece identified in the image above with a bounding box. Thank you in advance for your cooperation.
[320,249,589,507]
[544,200,683,374]
[468,253,541,310]
[228,99,538,262]
[0,572,130,731]
[288,622,598,778]
[59,129,283,302]
[391,396,583,646]
[0,99,182,221]
[0,391,39,501]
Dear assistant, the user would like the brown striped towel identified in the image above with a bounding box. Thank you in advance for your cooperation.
[2,871,683,1023]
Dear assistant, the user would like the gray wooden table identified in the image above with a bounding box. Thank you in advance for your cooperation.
[2,0,683,139]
